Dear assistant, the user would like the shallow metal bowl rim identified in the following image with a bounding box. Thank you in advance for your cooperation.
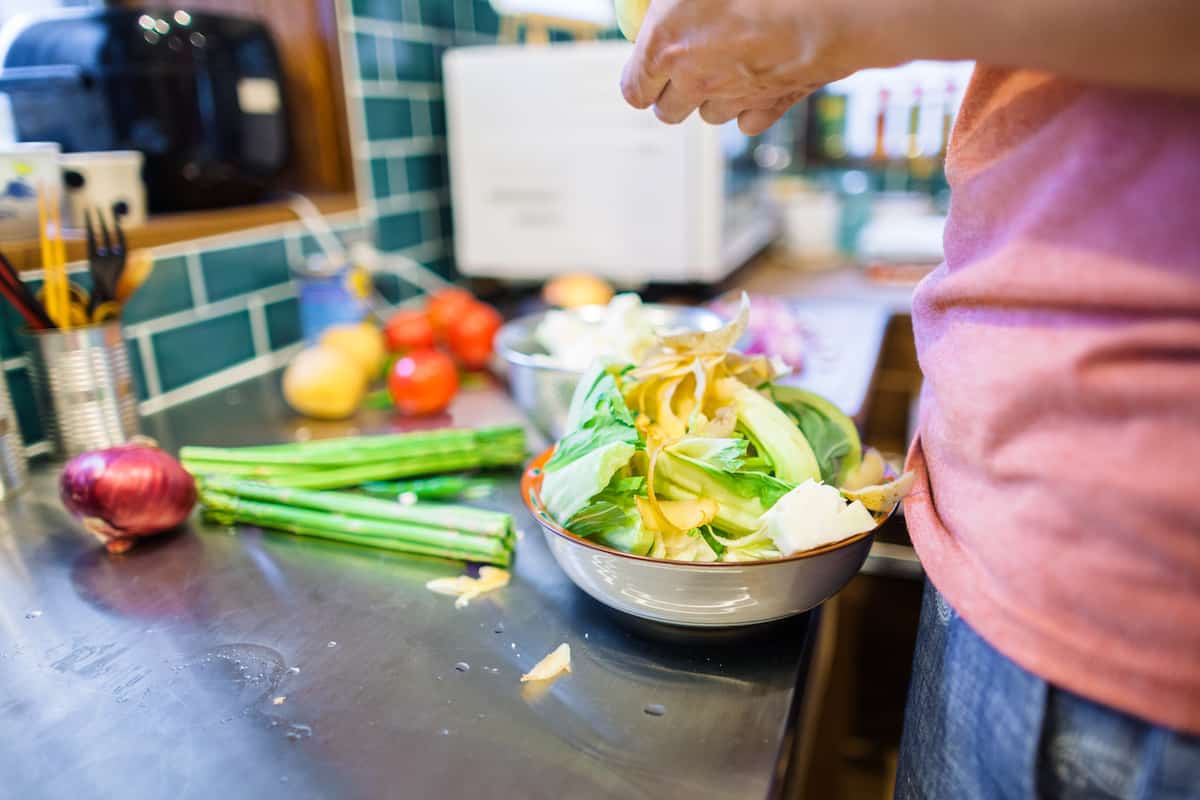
[495,303,725,372]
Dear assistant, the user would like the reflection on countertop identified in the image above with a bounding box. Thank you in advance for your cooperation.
[0,374,819,800]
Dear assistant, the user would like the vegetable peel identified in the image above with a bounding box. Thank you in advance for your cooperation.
[426,566,510,608]
[841,471,916,514]
[520,643,571,683]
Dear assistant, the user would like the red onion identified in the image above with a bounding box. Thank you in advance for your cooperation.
[60,442,197,554]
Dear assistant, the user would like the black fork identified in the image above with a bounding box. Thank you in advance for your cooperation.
[84,206,126,311]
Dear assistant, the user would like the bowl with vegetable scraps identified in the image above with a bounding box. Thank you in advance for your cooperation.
[495,295,724,440]
[522,296,914,628]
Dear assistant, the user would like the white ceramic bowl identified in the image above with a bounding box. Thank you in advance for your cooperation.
[522,449,877,628]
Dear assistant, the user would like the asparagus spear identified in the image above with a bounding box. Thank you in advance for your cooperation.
[200,476,512,540]
[200,490,511,566]
[360,475,495,502]
[181,426,526,490]
[181,425,525,467]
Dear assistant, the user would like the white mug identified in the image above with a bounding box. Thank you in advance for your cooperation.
[60,150,147,230]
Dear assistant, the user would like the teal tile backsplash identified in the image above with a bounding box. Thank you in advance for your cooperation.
[265,298,303,351]
[121,256,192,324]
[364,97,415,140]
[0,0,585,452]
[153,310,257,393]
[202,241,291,302]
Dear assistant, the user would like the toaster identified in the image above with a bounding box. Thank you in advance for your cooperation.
[0,7,290,213]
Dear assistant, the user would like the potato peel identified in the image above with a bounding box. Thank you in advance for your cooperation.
[841,471,916,514]
[426,566,510,609]
[520,643,571,683]
[841,447,887,491]
[658,292,750,354]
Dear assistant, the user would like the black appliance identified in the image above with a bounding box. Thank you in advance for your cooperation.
[0,8,290,213]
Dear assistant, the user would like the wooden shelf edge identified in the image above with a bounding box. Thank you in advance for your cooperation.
[3,192,362,271]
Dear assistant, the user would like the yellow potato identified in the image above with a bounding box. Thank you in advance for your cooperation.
[282,345,367,420]
[614,0,651,41]
[320,322,387,379]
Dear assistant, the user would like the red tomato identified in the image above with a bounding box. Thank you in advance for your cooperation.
[383,309,435,353]
[427,288,475,338]
[388,349,459,416]
[447,301,502,371]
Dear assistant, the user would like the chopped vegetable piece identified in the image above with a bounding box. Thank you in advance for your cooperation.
[540,297,917,563]
[841,447,887,492]
[520,643,571,683]
[769,385,863,486]
[426,566,511,608]
[760,480,877,556]
[842,471,916,514]
[542,364,640,523]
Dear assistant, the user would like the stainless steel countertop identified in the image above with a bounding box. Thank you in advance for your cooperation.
[0,375,817,800]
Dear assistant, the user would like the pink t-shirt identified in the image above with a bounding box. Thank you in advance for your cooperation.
[905,67,1200,734]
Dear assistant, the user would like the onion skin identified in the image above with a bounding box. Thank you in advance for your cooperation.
[60,444,198,553]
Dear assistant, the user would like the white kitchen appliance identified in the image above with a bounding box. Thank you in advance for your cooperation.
[443,42,781,285]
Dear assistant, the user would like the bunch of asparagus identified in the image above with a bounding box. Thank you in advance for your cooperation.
[199,476,515,567]
[180,425,526,490]
[185,425,526,565]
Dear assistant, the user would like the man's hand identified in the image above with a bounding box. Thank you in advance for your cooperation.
[620,0,883,135]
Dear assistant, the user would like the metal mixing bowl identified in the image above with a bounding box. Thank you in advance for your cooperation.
[495,303,724,440]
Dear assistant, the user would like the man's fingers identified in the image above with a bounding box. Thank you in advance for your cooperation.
[737,92,809,135]
[698,99,742,125]
[737,105,788,136]
[654,80,700,124]
[620,27,670,109]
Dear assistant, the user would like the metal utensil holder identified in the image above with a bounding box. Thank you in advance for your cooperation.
[25,321,140,457]
[0,374,28,497]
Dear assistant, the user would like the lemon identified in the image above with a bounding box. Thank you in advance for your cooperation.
[282,346,367,420]
[615,0,651,41]
[320,322,387,379]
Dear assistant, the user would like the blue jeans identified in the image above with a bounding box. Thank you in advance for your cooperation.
[895,582,1200,799]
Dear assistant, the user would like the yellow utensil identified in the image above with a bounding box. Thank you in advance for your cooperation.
[36,185,72,330]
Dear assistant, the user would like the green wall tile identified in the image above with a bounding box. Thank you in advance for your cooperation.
[356,33,380,80]
[153,310,255,392]
[429,99,446,135]
[201,240,290,302]
[0,305,28,359]
[371,157,392,198]
[430,255,456,279]
[438,202,454,239]
[394,39,436,81]
[364,97,413,140]
[405,153,445,192]
[352,0,406,21]
[473,0,500,36]
[6,368,43,446]
[122,255,192,324]
[419,0,451,28]
[376,211,423,251]
[372,273,421,305]
[265,297,302,350]
[124,339,149,401]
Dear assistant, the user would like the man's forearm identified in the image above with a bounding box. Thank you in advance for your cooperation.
[868,0,1200,94]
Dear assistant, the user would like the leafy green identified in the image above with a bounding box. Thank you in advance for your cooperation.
[724,380,821,484]
[665,437,747,472]
[697,525,726,557]
[566,497,654,555]
[654,448,794,536]
[543,363,642,523]
[768,386,862,486]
